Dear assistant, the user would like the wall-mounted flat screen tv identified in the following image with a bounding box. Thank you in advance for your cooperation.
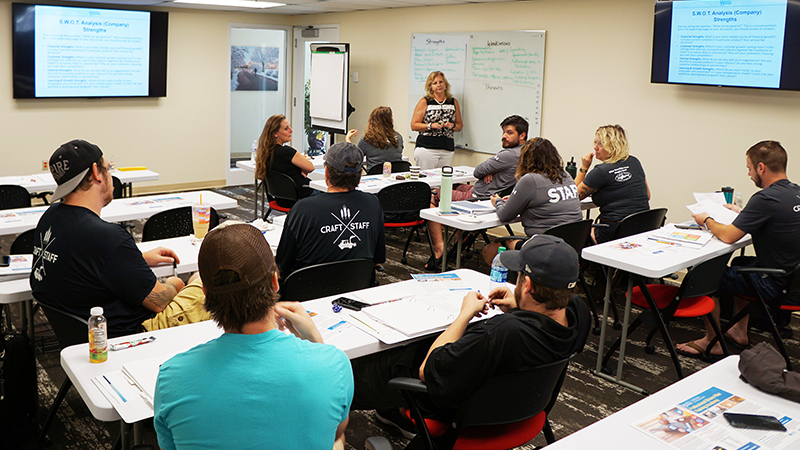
[651,0,800,91]
[12,3,168,99]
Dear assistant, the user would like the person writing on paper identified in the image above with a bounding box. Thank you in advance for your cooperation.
[30,140,210,338]
[482,137,583,265]
[348,235,590,442]
[574,124,650,243]
[677,140,800,357]
[425,115,528,270]
[411,71,463,169]
[255,114,316,207]
[345,106,404,173]
[154,224,353,450]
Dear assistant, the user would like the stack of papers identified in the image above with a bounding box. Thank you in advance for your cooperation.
[450,201,495,215]
[362,299,454,336]
[686,192,739,225]
[649,224,714,248]
[92,354,170,423]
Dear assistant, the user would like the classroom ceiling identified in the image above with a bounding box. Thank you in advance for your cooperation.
[64,0,516,15]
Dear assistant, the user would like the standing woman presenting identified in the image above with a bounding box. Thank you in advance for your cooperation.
[575,124,650,244]
[410,71,463,169]
[255,114,316,207]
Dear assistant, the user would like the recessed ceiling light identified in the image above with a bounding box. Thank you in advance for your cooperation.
[173,0,284,9]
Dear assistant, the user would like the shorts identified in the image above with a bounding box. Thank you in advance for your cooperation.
[432,184,473,206]
[715,256,780,305]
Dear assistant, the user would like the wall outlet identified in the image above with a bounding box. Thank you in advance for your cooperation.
[42,160,48,171]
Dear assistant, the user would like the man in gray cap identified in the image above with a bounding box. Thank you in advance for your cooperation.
[154,223,353,450]
[31,139,209,337]
[276,142,386,281]
[349,234,591,439]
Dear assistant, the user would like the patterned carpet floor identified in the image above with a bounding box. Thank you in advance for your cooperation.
[2,184,798,450]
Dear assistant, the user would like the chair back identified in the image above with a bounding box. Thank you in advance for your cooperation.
[676,252,735,300]
[544,219,593,255]
[781,263,800,307]
[281,258,375,302]
[613,208,668,240]
[11,229,36,254]
[265,171,299,204]
[142,206,220,242]
[0,185,32,210]
[35,301,89,350]
[112,176,124,199]
[366,161,412,175]
[376,181,431,214]
[459,356,572,428]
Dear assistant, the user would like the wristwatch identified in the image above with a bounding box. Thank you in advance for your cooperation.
[427,123,432,131]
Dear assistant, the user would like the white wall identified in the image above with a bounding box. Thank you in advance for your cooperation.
[301,0,800,224]
[3,0,799,222]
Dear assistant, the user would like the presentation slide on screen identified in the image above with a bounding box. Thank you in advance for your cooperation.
[34,6,151,97]
[668,0,787,88]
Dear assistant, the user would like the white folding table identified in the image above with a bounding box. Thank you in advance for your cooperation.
[309,165,477,194]
[582,225,751,394]
[1,169,159,196]
[0,190,237,236]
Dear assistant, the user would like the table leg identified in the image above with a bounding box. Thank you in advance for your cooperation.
[615,277,634,382]
[441,226,450,271]
[594,266,612,374]
[455,230,462,269]
[133,421,144,446]
[120,420,131,450]
[253,175,259,221]
[26,299,35,342]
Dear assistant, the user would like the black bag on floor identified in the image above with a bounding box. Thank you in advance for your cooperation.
[0,331,38,449]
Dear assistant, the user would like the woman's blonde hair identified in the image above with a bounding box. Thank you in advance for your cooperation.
[424,71,452,100]
[595,124,630,164]
[363,106,399,149]
[515,137,565,183]
[255,114,286,180]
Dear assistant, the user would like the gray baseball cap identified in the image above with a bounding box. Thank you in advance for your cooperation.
[325,142,364,173]
[500,234,579,290]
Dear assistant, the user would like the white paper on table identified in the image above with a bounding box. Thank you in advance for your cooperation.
[345,310,411,344]
[686,199,739,225]
[362,298,455,337]
[693,192,727,205]
[92,371,154,423]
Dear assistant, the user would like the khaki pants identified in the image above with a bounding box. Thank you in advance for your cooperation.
[141,277,212,331]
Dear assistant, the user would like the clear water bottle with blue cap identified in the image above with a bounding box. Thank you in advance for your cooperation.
[250,139,258,162]
[490,247,508,292]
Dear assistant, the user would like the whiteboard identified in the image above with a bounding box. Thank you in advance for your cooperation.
[310,43,349,134]
[408,31,545,154]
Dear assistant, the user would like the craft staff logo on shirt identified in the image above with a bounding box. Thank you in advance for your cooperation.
[32,227,57,281]
[320,205,372,250]
[548,185,579,203]
[608,165,632,182]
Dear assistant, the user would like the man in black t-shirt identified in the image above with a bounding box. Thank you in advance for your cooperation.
[678,140,800,357]
[276,142,385,280]
[349,235,590,441]
[31,140,210,337]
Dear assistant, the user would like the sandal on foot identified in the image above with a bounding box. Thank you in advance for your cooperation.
[676,341,722,361]
[425,255,443,271]
[723,335,749,351]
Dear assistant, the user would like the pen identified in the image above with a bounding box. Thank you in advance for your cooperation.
[173,260,178,278]
[647,237,681,247]
[350,315,380,334]
[103,375,127,403]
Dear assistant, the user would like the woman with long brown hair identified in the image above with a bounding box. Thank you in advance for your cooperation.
[345,106,404,172]
[482,137,583,264]
[255,114,315,206]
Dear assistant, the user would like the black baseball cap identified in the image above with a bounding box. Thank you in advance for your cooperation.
[500,235,579,290]
[49,139,103,202]
[325,142,364,173]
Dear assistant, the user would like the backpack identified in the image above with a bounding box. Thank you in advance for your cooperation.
[0,328,38,449]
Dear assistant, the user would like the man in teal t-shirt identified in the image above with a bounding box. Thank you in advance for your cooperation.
[154,224,353,450]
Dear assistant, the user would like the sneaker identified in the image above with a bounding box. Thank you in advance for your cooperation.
[375,408,417,439]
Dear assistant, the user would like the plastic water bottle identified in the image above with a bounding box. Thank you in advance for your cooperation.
[439,166,454,213]
[250,139,258,162]
[88,307,108,364]
[734,192,743,208]
[490,247,509,292]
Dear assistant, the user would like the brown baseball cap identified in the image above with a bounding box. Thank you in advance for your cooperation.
[198,223,275,295]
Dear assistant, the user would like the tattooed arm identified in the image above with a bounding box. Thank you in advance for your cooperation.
[142,276,185,312]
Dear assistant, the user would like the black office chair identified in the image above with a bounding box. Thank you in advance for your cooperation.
[365,160,412,175]
[280,258,376,302]
[35,300,89,449]
[141,206,220,242]
[386,355,574,450]
[112,175,125,199]
[10,229,36,254]
[376,182,436,265]
[0,184,32,210]
[263,171,300,219]
[601,251,734,379]
[705,262,800,370]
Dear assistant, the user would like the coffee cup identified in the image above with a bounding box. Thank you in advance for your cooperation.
[410,166,420,180]
[191,203,211,239]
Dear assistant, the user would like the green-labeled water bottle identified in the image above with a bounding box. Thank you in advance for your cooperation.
[439,166,454,213]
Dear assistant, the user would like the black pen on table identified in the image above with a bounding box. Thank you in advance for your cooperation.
[173,260,178,278]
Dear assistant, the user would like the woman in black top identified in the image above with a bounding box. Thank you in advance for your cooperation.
[410,71,463,169]
[255,114,316,206]
[574,124,650,243]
